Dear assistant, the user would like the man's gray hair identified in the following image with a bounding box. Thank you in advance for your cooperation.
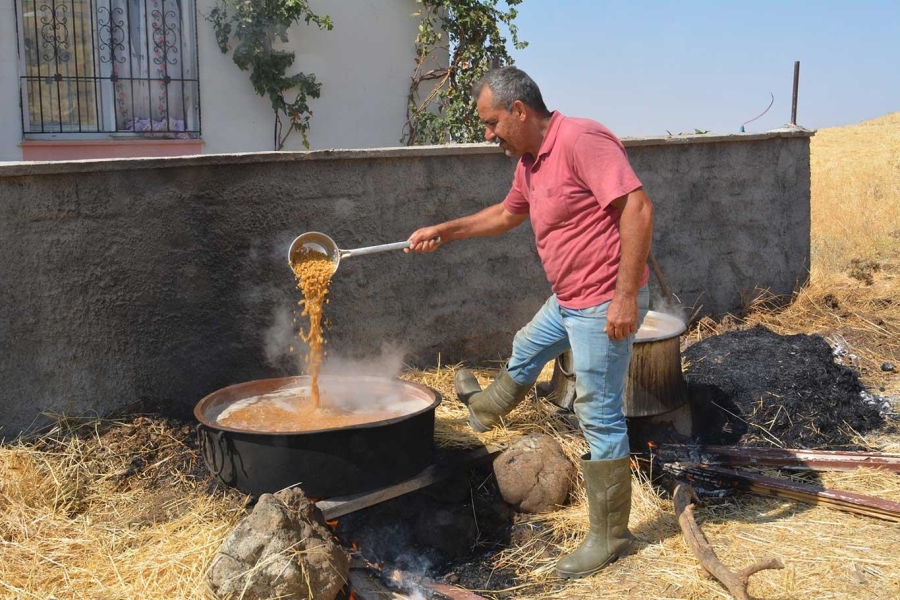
[473,66,550,116]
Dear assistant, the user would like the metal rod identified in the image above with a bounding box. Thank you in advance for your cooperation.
[33,0,45,131]
[126,0,136,131]
[144,0,153,131]
[72,0,83,132]
[791,61,800,125]
[52,0,63,132]
[89,0,99,131]
[648,250,677,306]
[161,4,170,131]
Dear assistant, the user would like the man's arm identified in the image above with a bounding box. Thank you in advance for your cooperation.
[606,188,654,340]
[406,203,528,253]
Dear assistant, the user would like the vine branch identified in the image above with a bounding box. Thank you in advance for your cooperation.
[208,0,333,150]
[403,0,527,146]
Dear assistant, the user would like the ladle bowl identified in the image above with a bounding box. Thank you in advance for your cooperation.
[288,231,440,274]
[288,231,415,274]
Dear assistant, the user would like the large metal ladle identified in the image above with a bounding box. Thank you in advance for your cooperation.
[288,231,438,273]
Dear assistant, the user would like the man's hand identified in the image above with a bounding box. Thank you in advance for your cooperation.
[405,226,444,253]
[606,293,638,341]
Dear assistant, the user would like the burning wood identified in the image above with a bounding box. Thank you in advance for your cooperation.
[658,444,900,473]
[347,558,488,600]
[673,483,784,600]
[666,462,900,522]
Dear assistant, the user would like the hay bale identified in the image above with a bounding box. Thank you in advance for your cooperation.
[207,488,348,600]
[493,433,575,514]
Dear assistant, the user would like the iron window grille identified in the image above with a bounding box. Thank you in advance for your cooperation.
[16,0,201,138]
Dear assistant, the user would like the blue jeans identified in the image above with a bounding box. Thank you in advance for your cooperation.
[506,287,650,460]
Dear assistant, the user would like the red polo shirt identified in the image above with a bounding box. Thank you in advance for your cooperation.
[503,111,650,309]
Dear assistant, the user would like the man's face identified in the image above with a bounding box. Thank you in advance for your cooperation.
[476,88,525,158]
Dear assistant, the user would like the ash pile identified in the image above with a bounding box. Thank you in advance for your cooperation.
[683,325,891,449]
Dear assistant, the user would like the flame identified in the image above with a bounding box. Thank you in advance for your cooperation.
[647,440,658,449]
[326,518,338,529]
[350,542,359,551]
[349,591,359,600]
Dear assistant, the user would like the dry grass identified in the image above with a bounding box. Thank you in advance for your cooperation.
[2,114,899,599]
[0,418,248,600]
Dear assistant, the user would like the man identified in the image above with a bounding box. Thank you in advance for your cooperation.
[407,67,653,579]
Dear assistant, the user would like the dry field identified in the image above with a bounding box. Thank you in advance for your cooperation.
[1,114,899,599]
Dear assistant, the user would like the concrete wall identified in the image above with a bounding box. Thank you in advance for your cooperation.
[0,130,812,436]
[0,0,430,160]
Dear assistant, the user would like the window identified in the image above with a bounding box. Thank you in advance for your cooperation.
[17,0,200,138]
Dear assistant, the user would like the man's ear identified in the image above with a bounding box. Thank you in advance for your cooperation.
[512,99,528,120]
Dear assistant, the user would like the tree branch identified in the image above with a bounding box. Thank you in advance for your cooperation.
[673,483,783,600]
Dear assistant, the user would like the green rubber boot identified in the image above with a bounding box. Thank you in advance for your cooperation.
[454,367,530,433]
[555,455,633,579]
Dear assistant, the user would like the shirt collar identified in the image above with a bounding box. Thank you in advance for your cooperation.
[526,111,563,168]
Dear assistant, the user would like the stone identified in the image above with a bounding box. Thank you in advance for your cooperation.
[882,362,895,372]
[492,433,575,514]
[207,488,349,600]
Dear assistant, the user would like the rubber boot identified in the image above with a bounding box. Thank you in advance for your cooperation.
[555,455,633,579]
[454,367,530,433]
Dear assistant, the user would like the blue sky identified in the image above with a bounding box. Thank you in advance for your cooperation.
[504,1,899,136]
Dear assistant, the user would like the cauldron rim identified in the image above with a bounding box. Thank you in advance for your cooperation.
[194,375,441,436]
[635,310,686,343]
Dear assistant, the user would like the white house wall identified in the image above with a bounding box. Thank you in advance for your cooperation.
[198,0,427,153]
[0,0,440,159]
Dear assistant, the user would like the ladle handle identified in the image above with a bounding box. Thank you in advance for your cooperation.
[342,237,440,258]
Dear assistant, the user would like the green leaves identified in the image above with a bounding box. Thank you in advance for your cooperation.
[403,0,528,145]
[207,0,331,150]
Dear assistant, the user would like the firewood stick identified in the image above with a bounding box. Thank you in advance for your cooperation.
[431,583,488,600]
[745,484,900,522]
[673,483,784,600]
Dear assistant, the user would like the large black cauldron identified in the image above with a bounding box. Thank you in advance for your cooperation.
[195,376,441,497]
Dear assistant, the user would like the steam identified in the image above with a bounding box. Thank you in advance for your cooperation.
[650,287,688,323]
[320,343,407,380]
[264,304,300,369]
[318,344,418,413]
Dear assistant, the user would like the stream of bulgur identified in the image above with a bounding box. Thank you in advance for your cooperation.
[291,249,336,408]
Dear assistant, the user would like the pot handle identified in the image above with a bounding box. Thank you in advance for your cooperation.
[196,424,235,484]
[556,350,575,378]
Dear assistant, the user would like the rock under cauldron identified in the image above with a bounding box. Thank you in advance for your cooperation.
[207,488,348,600]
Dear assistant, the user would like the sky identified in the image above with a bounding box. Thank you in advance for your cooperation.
[503,1,900,136]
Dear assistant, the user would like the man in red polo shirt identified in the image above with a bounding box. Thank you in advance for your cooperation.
[407,67,653,578]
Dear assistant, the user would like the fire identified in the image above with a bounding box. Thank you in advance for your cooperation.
[647,440,658,449]
[326,518,338,529]
[350,541,359,551]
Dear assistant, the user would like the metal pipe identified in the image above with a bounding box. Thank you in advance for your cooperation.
[791,61,800,125]
[649,250,677,306]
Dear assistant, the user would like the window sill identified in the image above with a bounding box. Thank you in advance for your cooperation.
[21,138,204,161]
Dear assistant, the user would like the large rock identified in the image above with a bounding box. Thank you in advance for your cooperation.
[493,433,574,514]
[207,488,349,600]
